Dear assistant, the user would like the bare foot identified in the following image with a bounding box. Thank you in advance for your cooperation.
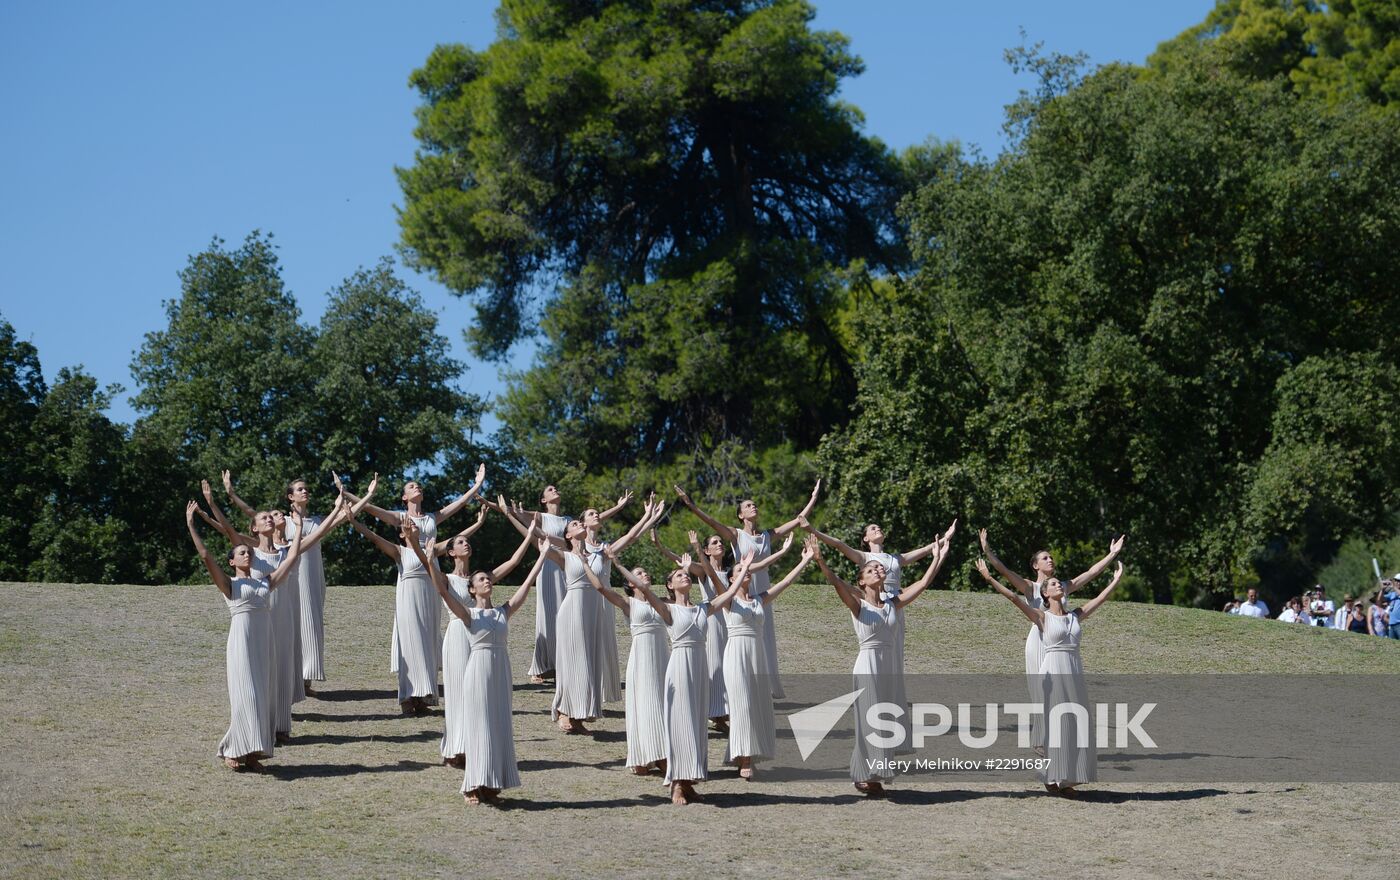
[737,760,754,781]
[670,782,689,805]
[1033,745,1046,757]
[632,765,651,776]
[275,732,290,745]
[444,755,465,770]
[1044,782,1060,794]
[244,757,264,772]
[479,788,501,803]
[223,757,241,771]
[681,781,701,803]
[530,675,547,685]
[854,781,886,797]
[464,790,480,806]
[710,717,729,733]
[557,714,574,733]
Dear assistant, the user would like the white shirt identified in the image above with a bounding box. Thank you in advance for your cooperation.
[1278,608,1298,623]
[1237,600,1269,618]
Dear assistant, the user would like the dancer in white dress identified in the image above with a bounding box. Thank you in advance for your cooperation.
[975,558,1125,795]
[979,530,1125,752]
[437,502,537,768]
[803,516,955,743]
[594,551,750,804]
[537,496,658,733]
[412,529,548,806]
[186,500,302,771]
[491,488,633,684]
[588,564,670,776]
[652,528,795,731]
[674,479,821,700]
[198,480,356,742]
[812,536,949,796]
[710,538,816,780]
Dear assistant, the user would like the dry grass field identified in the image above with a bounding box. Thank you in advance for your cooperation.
[2,581,1397,879]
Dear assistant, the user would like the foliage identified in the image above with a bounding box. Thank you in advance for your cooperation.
[819,44,1400,607]
[0,318,45,580]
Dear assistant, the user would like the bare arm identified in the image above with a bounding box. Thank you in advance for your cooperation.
[434,463,487,524]
[1068,535,1126,594]
[186,501,232,598]
[220,470,256,518]
[709,551,755,614]
[491,516,539,581]
[892,538,949,609]
[974,558,1043,627]
[346,511,401,559]
[434,504,489,556]
[979,528,1035,598]
[800,515,863,564]
[763,537,817,604]
[1077,562,1124,620]
[751,532,796,571]
[652,529,705,577]
[812,543,861,615]
[503,541,550,618]
[674,485,737,544]
[598,490,634,523]
[580,549,639,615]
[900,520,956,565]
[607,495,662,556]
[409,527,471,624]
[773,478,822,537]
[332,471,400,527]
[267,514,304,588]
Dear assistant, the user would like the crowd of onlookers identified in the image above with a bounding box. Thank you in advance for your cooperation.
[1222,580,1400,637]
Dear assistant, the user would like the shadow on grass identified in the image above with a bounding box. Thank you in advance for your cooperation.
[293,730,439,746]
[1068,787,1237,804]
[492,793,667,811]
[294,711,403,723]
[310,689,397,703]
[263,759,437,780]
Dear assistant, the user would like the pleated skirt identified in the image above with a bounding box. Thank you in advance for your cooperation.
[851,645,897,782]
[394,571,440,701]
[441,618,471,758]
[1025,624,1046,749]
[596,595,622,703]
[297,546,327,682]
[218,611,275,760]
[527,559,565,677]
[663,643,710,784]
[704,612,729,718]
[461,646,520,791]
[723,635,776,763]
[1040,652,1097,786]
[625,628,669,768]
[760,609,784,700]
[552,588,602,720]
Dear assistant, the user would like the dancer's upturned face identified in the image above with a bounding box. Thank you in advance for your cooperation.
[705,535,725,558]
[564,520,585,543]
[859,562,886,589]
[287,481,309,506]
[450,536,472,561]
[253,512,275,535]
[739,500,758,521]
[863,524,884,545]
[1042,578,1066,603]
[471,572,493,602]
[231,544,252,568]
[402,481,424,504]
[541,485,561,505]
[632,567,652,587]
[582,508,601,529]
[1033,551,1055,577]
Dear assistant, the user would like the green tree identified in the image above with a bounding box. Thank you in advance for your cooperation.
[0,317,46,579]
[1152,0,1400,111]
[398,0,906,489]
[820,45,1400,606]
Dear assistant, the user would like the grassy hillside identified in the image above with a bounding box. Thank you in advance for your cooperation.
[1,582,1396,880]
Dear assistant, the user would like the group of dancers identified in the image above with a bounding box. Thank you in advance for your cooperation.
[184,468,1128,805]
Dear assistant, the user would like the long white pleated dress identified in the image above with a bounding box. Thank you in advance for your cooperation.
[1039,610,1096,787]
[528,512,570,677]
[734,530,784,699]
[663,604,711,784]
[461,605,521,793]
[217,577,276,761]
[440,573,473,759]
[252,548,298,737]
[394,543,439,703]
[390,512,439,678]
[850,598,899,783]
[587,541,623,703]
[286,513,327,683]
[1023,588,1047,750]
[722,594,777,764]
[698,569,729,719]
[864,551,908,712]
[624,596,669,769]
[552,552,604,721]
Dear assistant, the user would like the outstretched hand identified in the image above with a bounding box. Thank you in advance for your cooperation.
[974,557,991,579]
[678,552,693,570]
[778,532,794,553]
[475,462,487,485]
[616,489,634,509]
[943,519,958,542]
[201,479,214,503]
[978,528,990,553]
[1110,534,1126,556]
[797,515,812,531]
[800,534,818,561]
[221,469,233,493]
[185,499,199,525]
[673,484,690,503]
[1109,561,1124,586]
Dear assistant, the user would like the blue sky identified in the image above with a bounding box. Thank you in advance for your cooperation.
[0,1,1213,432]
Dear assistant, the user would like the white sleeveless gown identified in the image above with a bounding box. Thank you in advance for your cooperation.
[218,577,276,760]
[624,597,669,768]
[733,530,784,699]
[663,603,711,784]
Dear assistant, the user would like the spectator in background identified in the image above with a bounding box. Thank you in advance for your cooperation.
[1222,599,1240,614]
[1370,591,1389,637]
[1334,596,1355,630]
[1278,598,1302,624]
[1309,587,1334,627]
[1346,600,1368,633]
[1388,579,1400,639]
[1237,588,1269,619]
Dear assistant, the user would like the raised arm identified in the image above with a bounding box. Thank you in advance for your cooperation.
[332,470,400,527]
[709,550,755,614]
[434,463,487,524]
[799,515,863,564]
[1077,562,1124,620]
[297,494,349,552]
[598,490,634,523]
[892,537,949,609]
[579,549,637,615]
[267,514,304,588]
[408,526,471,624]
[773,478,822,537]
[752,532,796,572]
[186,501,232,598]
[652,529,706,577]
[974,558,1042,627]
[504,540,550,618]
[607,495,663,556]
[491,516,539,581]
[1068,535,1126,594]
[901,519,958,565]
[346,509,401,559]
[812,540,861,615]
[979,528,1035,598]
[201,479,255,547]
[674,485,737,544]
[434,504,489,556]
[220,469,256,518]
[763,536,817,604]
